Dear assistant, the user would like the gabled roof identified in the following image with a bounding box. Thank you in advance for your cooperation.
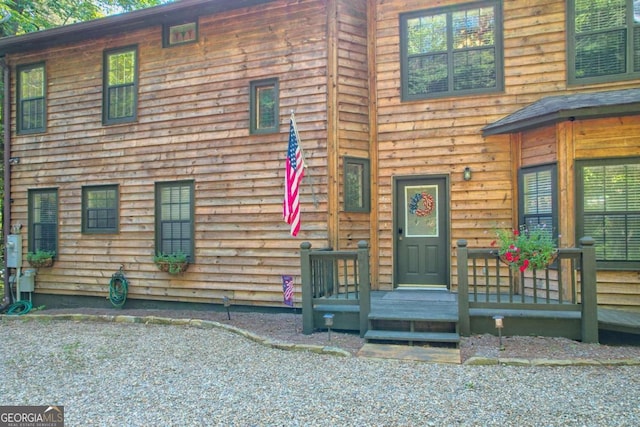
[0,0,275,56]
[482,88,640,137]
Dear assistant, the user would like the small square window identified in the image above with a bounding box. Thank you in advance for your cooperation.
[250,78,279,134]
[82,185,119,234]
[344,157,370,212]
[163,21,198,47]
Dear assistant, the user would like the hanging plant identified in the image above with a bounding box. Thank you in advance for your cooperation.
[492,225,557,272]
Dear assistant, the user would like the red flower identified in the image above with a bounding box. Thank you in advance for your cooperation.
[519,259,529,272]
[513,230,519,236]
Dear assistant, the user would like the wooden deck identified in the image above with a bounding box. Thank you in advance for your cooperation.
[370,290,640,337]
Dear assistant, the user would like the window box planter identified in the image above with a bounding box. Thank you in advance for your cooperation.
[153,253,189,275]
[26,250,55,268]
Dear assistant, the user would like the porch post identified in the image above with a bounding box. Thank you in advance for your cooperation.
[579,237,598,343]
[457,240,470,336]
[357,240,370,338]
[300,242,314,335]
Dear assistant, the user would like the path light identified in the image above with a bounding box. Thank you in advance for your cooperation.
[223,296,231,320]
[324,313,334,342]
[493,315,505,351]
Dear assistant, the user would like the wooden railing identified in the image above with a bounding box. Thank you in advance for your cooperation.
[300,241,370,336]
[457,237,598,343]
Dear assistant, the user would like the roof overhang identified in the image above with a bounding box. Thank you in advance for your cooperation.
[0,0,276,56]
[482,88,640,137]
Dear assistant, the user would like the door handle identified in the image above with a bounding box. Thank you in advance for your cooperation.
[398,227,403,235]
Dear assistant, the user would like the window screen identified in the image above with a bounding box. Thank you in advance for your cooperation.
[401,1,502,100]
[578,160,640,265]
[156,181,194,258]
[29,189,58,253]
[104,47,137,123]
[18,63,46,133]
[569,0,640,84]
[83,185,118,233]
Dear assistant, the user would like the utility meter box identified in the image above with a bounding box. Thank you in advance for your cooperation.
[6,234,22,268]
[20,269,36,293]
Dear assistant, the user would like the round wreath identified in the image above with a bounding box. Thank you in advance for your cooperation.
[409,192,435,216]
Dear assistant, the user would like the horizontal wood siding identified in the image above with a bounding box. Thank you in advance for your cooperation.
[336,0,371,250]
[521,127,557,167]
[8,0,330,307]
[374,0,640,295]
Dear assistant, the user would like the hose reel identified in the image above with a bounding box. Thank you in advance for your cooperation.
[109,265,128,308]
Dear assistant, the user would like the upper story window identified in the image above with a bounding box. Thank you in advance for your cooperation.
[155,181,194,260]
[103,46,138,124]
[568,0,640,85]
[519,164,558,239]
[82,185,119,234]
[400,1,503,101]
[250,78,279,134]
[17,63,46,134]
[28,188,58,254]
[576,158,640,269]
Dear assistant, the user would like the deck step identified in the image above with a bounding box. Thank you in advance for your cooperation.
[364,330,460,344]
[313,304,359,313]
[469,308,581,319]
[368,312,458,322]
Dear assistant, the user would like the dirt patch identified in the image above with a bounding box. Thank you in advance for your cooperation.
[29,307,640,363]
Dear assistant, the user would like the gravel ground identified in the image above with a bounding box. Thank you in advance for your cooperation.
[2,314,640,426]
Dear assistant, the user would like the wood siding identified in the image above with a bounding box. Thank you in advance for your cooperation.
[373,0,640,300]
[334,0,371,250]
[9,0,332,306]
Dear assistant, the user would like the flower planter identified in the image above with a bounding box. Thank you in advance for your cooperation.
[28,258,53,268]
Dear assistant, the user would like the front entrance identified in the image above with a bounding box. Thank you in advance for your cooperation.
[394,176,449,289]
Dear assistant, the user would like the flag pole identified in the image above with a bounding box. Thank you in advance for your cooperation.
[290,111,319,208]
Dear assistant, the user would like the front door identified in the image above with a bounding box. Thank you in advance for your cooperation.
[395,176,449,288]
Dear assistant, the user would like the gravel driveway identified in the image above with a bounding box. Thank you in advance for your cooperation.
[1,319,639,426]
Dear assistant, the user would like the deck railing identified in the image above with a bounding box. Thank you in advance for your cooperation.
[457,237,598,343]
[300,241,370,335]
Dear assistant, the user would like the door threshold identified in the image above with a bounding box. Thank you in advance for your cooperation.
[396,284,448,291]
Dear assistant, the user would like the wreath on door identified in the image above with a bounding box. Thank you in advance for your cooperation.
[409,192,435,217]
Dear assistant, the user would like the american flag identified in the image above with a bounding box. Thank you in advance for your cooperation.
[283,114,305,236]
[282,275,294,307]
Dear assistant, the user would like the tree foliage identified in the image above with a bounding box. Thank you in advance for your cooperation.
[0,0,169,37]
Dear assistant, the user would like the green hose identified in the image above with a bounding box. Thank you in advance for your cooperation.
[7,300,33,315]
[109,269,128,308]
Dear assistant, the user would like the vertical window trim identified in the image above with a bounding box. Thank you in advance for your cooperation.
[399,0,504,101]
[82,184,120,234]
[567,0,640,85]
[576,157,640,269]
[249,78,279,134]
[28,188,58,255]
[103,45,138,125]
[343,156,371,213]
[155,180,195,261]
[17,62,46,134]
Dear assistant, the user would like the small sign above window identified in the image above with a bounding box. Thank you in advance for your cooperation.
[164,21,198,47]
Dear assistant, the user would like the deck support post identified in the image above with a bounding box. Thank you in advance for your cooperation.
[457,240,470,336]
[300,242,314,335]
[579,237,598,343]
[357,240,370,338]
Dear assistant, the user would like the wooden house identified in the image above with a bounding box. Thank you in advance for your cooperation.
[1,0,639,315]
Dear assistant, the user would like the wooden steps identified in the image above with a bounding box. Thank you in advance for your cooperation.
[365,292,460,346]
